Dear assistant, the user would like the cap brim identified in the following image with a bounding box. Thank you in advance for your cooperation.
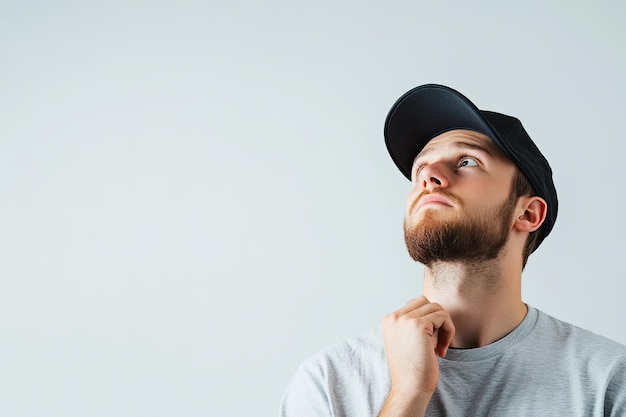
[384,84,500,180]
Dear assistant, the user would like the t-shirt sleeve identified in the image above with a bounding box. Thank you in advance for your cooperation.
[279,330,388,417]
[605,356,626,417]
[279,355,334,417]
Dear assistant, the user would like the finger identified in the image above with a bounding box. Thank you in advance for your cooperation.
[401,301,446,320]
[406,308,455,357]
[431,313,455,358]
[394,295,431,316]
[436,327,455,357]
[418,309,455,337]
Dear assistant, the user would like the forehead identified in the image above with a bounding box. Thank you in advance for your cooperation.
[415,129,510,163]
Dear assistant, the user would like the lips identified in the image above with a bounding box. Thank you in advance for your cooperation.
[413,193,454,213]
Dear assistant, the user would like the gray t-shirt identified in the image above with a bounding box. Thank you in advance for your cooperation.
[280,306,626,416]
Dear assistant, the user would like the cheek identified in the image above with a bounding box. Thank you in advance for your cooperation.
[470,187,511,213]
[406,185,421,213]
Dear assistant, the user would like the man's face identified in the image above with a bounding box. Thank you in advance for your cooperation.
[403,130,519,265]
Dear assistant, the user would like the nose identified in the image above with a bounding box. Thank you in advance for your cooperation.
[418,161,449,190]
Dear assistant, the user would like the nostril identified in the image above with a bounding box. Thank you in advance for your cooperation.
[431,177,442,185]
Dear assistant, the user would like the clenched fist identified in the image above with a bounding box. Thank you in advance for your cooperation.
[378,296,455,417]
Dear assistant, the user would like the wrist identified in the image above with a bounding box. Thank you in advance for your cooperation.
[378,387,432,417]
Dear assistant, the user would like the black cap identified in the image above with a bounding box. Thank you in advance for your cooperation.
[384,84,558,251]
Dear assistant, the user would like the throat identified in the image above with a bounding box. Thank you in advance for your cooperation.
[423,259,526,348]
[426,259,503,293]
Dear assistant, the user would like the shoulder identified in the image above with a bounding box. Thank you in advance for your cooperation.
[280,328,388,417]
[534,309,626,347]
[534,312,626,415]
[532,308,626,365]
[297,327,386,378]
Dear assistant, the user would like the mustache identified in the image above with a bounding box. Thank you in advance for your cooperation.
[408,190,462,215]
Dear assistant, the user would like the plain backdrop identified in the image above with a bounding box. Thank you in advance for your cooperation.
[1,1,625,416]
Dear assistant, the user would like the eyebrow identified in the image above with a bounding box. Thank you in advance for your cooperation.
[414,140,494,163]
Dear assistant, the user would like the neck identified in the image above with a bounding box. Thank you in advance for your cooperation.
[422,257,527,349]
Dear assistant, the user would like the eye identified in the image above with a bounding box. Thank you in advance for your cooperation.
[459,157,479,168]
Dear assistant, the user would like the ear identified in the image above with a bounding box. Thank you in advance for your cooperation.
[514,196,547,233]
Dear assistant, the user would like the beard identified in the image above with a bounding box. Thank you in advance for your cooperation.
[404,191,518,266]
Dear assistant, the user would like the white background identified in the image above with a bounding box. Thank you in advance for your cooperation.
[2,1,625,416]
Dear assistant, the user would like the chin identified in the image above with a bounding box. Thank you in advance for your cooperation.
[407,209,456,228]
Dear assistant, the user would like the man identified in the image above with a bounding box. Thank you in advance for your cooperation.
[279,84,626,416]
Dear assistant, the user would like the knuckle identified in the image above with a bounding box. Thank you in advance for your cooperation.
[410,316,429,329]
[382,312,400,325]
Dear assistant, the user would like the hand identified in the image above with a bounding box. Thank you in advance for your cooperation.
[378,296,455,416]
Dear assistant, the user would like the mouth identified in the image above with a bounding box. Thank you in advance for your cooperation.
[413,194,454,214]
